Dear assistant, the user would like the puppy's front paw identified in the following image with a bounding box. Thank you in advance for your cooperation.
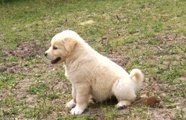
[66,99,76,109]
[70,106,84,115]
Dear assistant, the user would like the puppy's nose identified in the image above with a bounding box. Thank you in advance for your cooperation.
[44,53,47,57]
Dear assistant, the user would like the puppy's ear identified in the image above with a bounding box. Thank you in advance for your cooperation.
[63,38,77,52]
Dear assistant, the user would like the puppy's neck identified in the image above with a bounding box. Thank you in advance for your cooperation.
[64,40,96,67]
[64,43,84,65]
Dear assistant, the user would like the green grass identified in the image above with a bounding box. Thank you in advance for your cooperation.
[0,0,186,119]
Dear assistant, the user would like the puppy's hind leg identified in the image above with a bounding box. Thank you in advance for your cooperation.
[112,79,136,109]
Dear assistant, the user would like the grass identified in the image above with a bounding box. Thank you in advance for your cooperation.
[0,0,186,119]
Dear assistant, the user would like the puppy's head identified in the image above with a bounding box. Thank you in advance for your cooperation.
[45,31,77,64]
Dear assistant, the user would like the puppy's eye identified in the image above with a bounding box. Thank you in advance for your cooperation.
[53,46,58,50]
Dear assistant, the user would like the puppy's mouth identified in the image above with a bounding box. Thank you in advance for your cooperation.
[51,57,61,64]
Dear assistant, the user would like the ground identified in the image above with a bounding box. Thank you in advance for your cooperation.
[0,0,186,119]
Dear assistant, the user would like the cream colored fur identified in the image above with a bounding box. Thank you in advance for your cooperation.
[45,30,144,115]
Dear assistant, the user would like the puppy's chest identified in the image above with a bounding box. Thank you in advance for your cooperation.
[64,65,69,79]
[64,65,91,83]
[64,66,70,80]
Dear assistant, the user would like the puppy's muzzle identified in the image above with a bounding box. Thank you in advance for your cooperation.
[44,52,61,64]
[51,57,61,64]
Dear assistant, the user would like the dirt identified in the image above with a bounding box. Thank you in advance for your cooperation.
[0,89,11,102]
[0,62,31,74]
[150,108,177,120]
[87,107,105,120]
[12,79,35,99]
[45,112,58,120]
[0,42,46,73]
[156,33,186,43]
[138,76,186,119]
[52,81,70,93]
[108,52,130,67]
[3,42,46,58]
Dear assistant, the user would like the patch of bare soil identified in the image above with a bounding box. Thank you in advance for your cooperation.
[3,42,46,58]
[108,52,130,67]
[138,76,186,119]
[88,107,104,120]
[45,112,58,120]
[11,78,39,108]
[0,42,47,74]
[156,33,186,44]
[52,81,70,93]
[12,79,35,99]
[179,77,186,81]
[45,78,71,93]
[150,108,177,120]
[43,80,72,120]
[0,62,31,73]
[0,89,11,101]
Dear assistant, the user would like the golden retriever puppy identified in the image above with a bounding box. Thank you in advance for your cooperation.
[45,30,144,115]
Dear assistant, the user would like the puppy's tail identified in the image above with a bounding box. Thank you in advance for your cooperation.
[129,69,144,91]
